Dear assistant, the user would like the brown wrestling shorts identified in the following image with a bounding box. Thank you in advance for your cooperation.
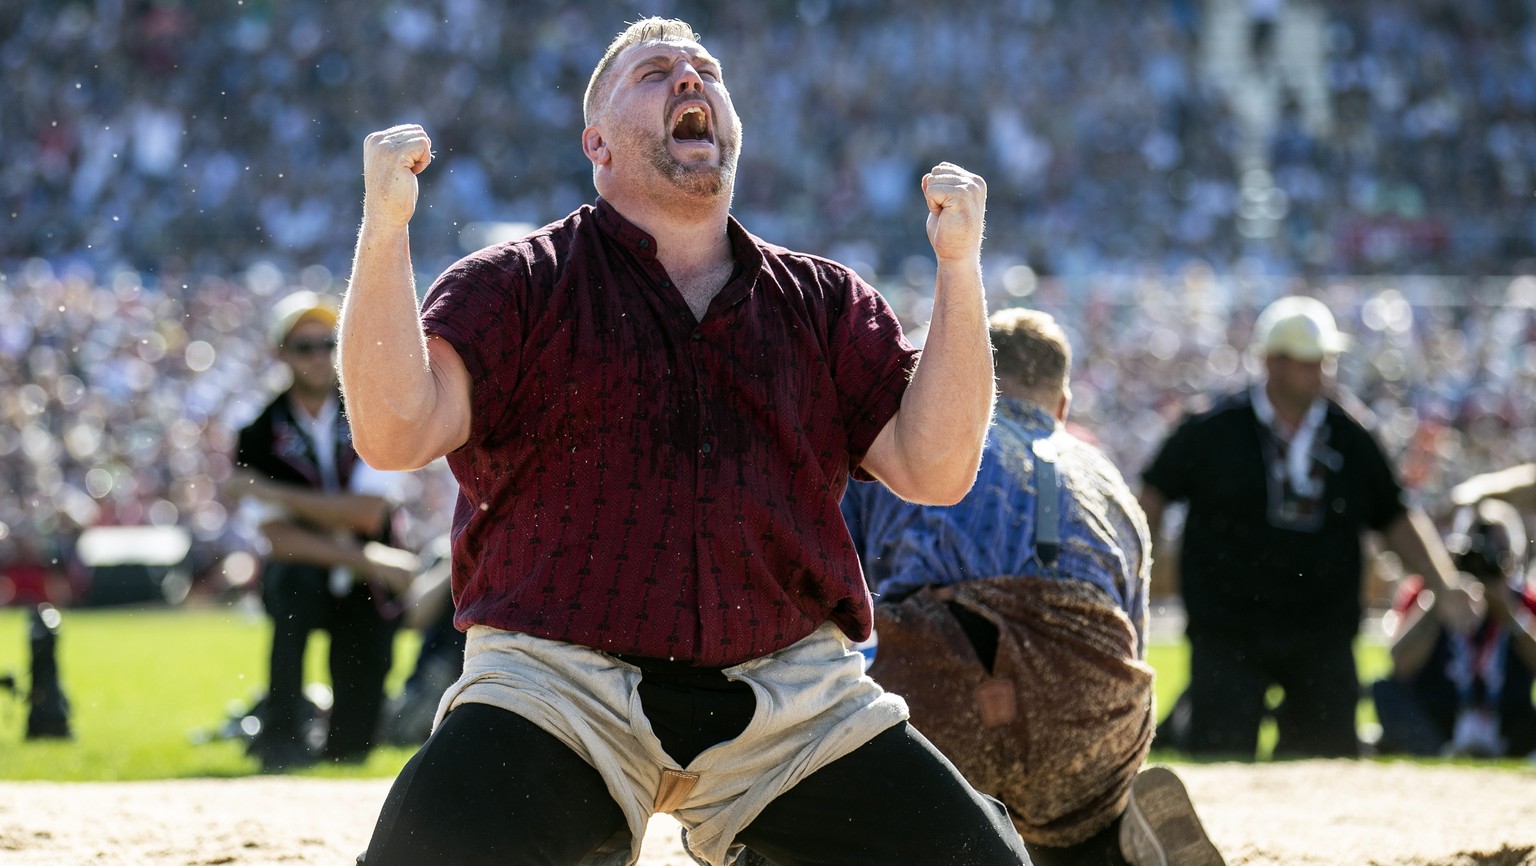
[868,576,1154,847]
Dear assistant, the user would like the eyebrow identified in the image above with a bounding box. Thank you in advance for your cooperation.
[629,47,722,75]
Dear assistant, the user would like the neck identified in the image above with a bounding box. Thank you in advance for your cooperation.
[999,387,1066,422]
[623,191,731,254]
[617,197,734,278]
[1263,381,1313,430]
[289,387,334,418]
[600,166,734,256]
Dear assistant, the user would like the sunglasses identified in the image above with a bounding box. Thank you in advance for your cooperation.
[284,338,338,356]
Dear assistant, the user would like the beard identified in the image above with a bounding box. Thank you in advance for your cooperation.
[639,130,740,199]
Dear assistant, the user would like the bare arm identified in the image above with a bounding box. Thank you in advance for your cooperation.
[338,124,472,471]
[1380,508,1485,634]
[862,163,992,506]
[231,472,393,536]
[260,522,416,593]
[1449,463,1536,511]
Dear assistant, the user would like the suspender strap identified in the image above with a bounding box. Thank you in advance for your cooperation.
[1032,437,1062,568]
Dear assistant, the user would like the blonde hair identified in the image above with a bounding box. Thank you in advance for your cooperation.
[989,307,1071,405]
[583,17,700,125]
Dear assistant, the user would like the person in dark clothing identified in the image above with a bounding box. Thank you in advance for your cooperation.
[1373,498,1536,758]
[380,534,465,746]
[233,290,418,772]
[1139,295,1481,759]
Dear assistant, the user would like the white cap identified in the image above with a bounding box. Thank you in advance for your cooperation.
[267,290,340,348]
[1253,295,1349,361]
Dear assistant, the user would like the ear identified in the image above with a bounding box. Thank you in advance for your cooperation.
[582,126,609,166]
[1055,388,1070,423]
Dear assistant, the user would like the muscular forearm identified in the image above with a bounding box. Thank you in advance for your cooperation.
[261,522,371,572]
[256,481,393,536]
[340,125,470,470]
[340,220,437,467]
[1382,508,1461,593]
[863,163,991,505]
[893,258,993,503]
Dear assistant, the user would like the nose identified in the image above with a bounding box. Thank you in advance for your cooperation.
[672,63,704,95]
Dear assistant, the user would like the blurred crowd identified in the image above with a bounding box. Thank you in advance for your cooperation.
[5,0,1535,280]
[4,0,1536,597]
[4,256,1534,602]
[0,259,460,596]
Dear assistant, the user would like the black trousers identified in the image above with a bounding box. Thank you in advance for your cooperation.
[1186,630,1360,759]
[262,565,396,760]
[362,658,1031,865]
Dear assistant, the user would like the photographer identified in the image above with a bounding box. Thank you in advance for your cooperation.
[1372,499,1536,758]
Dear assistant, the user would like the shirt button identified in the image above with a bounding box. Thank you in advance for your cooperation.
[701,442,713,454]
[661,279,671,288]
[692,329,703,341]
[639,239,650,249]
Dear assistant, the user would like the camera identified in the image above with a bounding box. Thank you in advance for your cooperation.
[1447,520,1514,583]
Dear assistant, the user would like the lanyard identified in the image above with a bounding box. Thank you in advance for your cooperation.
[1032,436,1061,569]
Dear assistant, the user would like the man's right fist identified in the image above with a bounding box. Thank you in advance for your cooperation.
[363,124,433,228]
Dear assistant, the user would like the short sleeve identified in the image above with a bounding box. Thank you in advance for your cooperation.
[1354,424,1409,532]
[828,271,920,478]
[419,251,527,449]
[1141,414,1203,503]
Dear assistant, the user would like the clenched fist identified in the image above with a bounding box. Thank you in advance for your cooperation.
[363,124,434,228]
[922,162,987,263]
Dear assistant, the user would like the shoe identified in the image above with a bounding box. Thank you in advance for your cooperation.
[248,734,318,773]
[1119,766,1224,866]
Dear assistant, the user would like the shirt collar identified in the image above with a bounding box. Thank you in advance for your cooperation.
[1250,381,1326,440]
[287,393,340,429]
[591,196,764,276]
[996,395,1058,431]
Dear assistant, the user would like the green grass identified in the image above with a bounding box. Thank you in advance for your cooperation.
[0,605,1520,780]
[1145,638,1391,760]
[0,604,423,780]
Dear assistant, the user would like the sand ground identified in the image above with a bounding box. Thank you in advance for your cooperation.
[1,761,1533,865]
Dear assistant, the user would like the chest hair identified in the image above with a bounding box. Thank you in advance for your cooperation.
[673,260,738,321]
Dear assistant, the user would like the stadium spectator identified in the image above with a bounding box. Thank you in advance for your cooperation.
[378,533,464,747]
[844,308,1224,865]
[231,290,417,772]
[1138,294,1482,758]
[1372,498,1536,758]
[344,18,1025,866]
[6,7,1536,748]
[12,0,1533,283]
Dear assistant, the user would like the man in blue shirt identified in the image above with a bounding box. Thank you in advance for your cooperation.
[844,308,1224,866]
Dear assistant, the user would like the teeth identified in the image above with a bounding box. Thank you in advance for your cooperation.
[675,107,708,140]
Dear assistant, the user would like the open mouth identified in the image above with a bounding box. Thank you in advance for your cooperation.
[671,106,713,143]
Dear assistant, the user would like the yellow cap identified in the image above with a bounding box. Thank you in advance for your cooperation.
[268,290,340,348]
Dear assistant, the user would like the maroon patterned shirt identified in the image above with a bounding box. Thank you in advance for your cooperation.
[422,198,919,666]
